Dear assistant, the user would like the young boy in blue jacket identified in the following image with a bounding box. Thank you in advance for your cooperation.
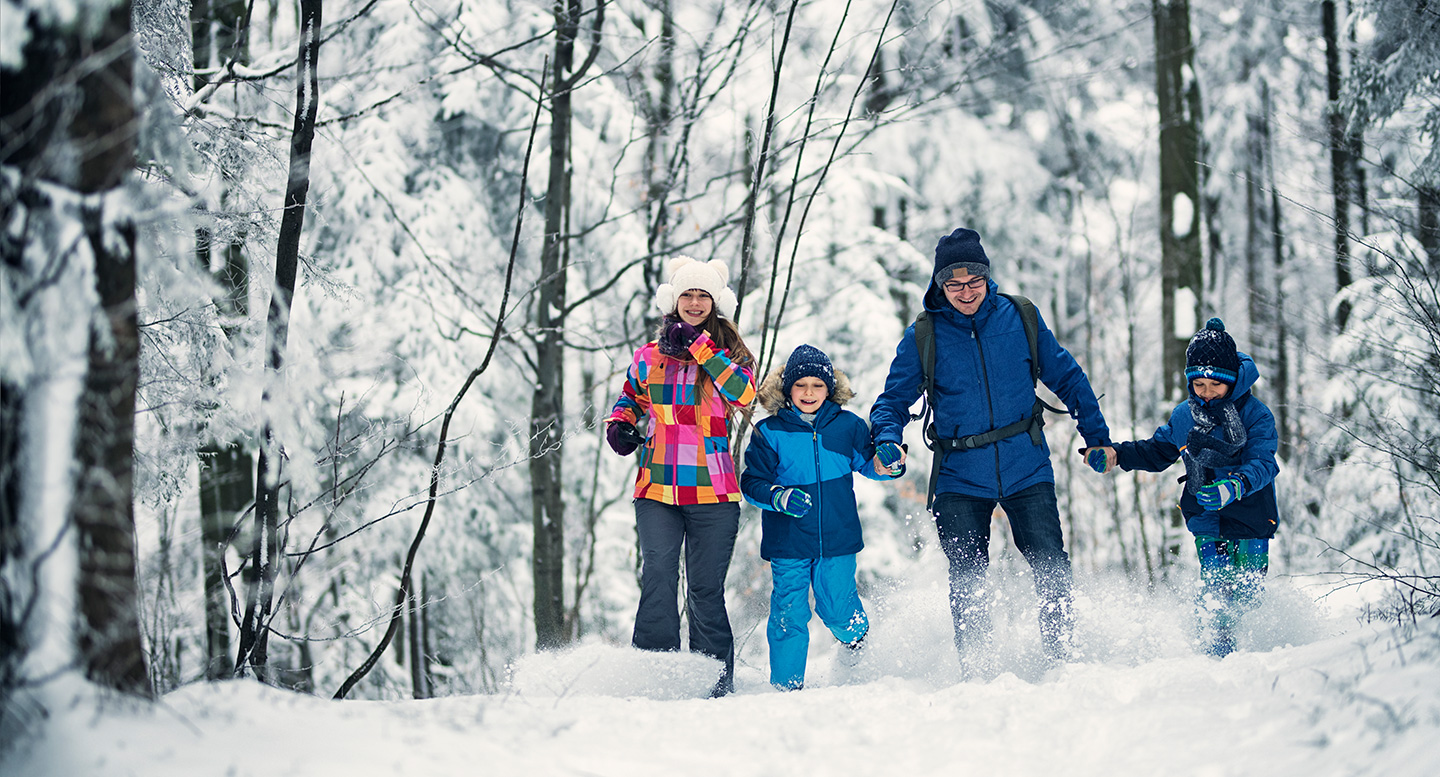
[741,345,902,690]
[1087,319,1280,657]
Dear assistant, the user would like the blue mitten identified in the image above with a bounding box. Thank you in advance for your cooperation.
[875,442,904,472]
[1196,477,1243,511]
[770,486,812,517]
[1086,448,1109,474]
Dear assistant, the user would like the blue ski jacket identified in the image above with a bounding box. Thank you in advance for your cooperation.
[742,368,895,560]
[1115,353,1280,540]
[869,278,1111,500]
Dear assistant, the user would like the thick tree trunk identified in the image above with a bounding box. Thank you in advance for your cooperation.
[1152,0,1204,403]
[73,208,147,695]
[237,0,321,680]
[0,0,147,696]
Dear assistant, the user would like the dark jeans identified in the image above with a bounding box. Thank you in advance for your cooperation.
[632,498,739,693]
[932,482,1073,659]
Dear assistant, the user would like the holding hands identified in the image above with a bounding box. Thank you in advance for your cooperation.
[873,441,906,477]
[1082,446,1117,474]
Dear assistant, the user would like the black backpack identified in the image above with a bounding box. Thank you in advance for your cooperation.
[910,293,1067,507]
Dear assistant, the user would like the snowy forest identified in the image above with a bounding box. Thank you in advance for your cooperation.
[2,0,1439,773]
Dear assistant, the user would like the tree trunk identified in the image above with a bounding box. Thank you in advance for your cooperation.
[1152,0,1204,402]
[0,0,148,695]
[531,0,603,652]
[1323,0,1354,329]
[237,0,322,680]
[1421,186,1439,274]
[73,207,147,695]
[198,441,248,678]
[191,0,252,681]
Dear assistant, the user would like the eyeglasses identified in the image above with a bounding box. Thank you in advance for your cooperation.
[942,277,986,293]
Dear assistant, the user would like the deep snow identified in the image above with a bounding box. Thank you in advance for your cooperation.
[5,567,1439,777]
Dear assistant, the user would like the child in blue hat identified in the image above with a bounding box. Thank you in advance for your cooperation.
[1086,319,1280,657]
[741,345,903,689]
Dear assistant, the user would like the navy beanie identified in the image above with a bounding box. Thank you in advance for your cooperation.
[782,344,835,397]
[1185,318,1240,385]
[933,228,991,285]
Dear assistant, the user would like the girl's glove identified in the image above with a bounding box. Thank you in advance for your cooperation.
[770,486,812,517]
[1196,477,1243,510]
[658,319,700,357]
[606,420,645,456]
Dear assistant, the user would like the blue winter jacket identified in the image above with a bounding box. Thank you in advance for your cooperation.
[1115,353,1280,540]
[742,398,892,560]
[869,278,1111,500]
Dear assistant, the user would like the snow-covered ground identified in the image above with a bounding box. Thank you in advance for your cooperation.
[6,568,1439,777]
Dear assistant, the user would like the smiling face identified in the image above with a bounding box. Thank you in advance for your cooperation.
[789,376,829,413]
[942,271,987,315]
[676,289,714,326]
[1190,377,1231,403]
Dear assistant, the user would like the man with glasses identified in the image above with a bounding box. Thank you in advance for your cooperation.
[868,227,1112,675]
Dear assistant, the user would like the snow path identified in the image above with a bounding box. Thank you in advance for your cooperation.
[7,576,1440,777]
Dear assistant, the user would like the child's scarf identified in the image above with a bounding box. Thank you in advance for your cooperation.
[1184,396,1246,496]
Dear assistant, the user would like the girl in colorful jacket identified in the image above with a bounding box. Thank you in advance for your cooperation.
[1088,318,1280,657]
[605,256,756,697]
[741,344,901,690]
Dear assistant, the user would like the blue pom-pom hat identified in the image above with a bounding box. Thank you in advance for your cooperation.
[1184,317,1240,385]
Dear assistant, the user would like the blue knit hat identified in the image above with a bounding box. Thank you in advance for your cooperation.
[1185,318,1240,385]
[782,344,835,397]
[933,227,991,285]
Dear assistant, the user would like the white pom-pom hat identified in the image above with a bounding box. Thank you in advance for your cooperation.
[653,255,738,319]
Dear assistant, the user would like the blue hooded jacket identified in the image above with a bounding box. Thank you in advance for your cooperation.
[1115,353,1280,539]
[869,275,1111,500]
[742,367,894,560]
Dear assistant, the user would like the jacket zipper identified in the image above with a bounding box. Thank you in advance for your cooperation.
[812,423,824,555]
[971,323,1002,495]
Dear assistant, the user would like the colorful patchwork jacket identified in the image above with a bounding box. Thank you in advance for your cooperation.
[609,331,756,505]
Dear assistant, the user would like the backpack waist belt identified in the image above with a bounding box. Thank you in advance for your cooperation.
[927,396,1047,452]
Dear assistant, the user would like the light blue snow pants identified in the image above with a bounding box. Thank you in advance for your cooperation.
[768,554,868,689]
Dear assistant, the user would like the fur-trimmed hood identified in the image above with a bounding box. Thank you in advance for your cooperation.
[756,365,855,414]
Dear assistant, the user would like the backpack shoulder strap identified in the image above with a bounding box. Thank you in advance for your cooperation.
[1000,293,1040,386]
[915,310,936,395]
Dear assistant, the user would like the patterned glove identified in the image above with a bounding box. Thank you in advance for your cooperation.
[1086,448,1109,474]
[770,486,812,517]
[875,442,904,473]
[659,319,701,356]
[1196,477,1243,511]
[605,420,645,456]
